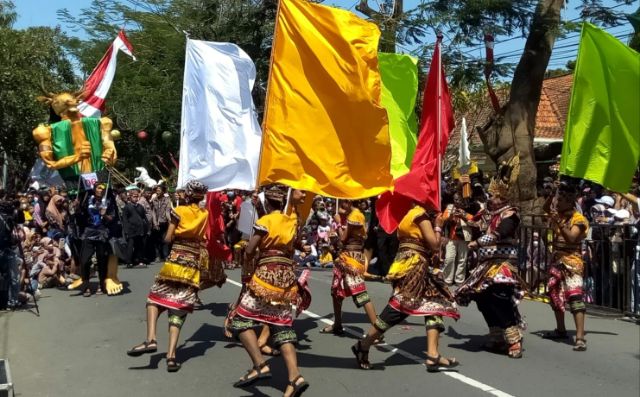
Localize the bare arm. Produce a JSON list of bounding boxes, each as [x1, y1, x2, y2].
[[621, 192, 639, 212], [163, 221, 178, 244], [244, 233, 264, 261], [418, 218, 440, 251], [543, 194, 555, 214], [553, 221, 586, 244]]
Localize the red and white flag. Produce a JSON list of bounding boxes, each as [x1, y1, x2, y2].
[[78, 30, 136, 117]]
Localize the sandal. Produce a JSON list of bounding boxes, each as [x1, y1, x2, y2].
[[166, 357, 181, 372], [233, 362, 272, 388], [260, 344, 281, 357], [425, 354, 460, 373], [507, 342, 523, 359], [542, 329, 568, 340], [573, 338, 587, 351], [320, 325, 345, 336], [351, 341, 371, 370], [126, 340, 158, 356], [284, 374, 309, 397]]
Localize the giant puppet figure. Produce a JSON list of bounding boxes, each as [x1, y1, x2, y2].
[[33, 88, 117, 177], [32, 87, 123, 296]]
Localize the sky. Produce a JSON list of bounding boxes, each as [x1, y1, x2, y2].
[[12, 0, 639, 71]]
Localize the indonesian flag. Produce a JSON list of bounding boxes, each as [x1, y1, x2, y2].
[[78, 30, 136, 117]]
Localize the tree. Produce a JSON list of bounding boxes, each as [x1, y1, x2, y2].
[[415, 0, 633, 207], [0, 0, 77, 189]]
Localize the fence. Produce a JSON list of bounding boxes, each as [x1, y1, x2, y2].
[[519, 215, 640, 318]]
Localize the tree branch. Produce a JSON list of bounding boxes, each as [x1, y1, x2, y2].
[[356, 0, 382, 19]]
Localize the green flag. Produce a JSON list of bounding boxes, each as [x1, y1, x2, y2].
[[560, 23, 640, 192], [379, 53, 418, 179]]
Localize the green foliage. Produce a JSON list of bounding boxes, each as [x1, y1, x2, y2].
[[0, 0, 77, 188], [414, 0, 633, 88]]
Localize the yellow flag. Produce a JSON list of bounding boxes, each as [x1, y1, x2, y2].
[[259, 0, 392, 199]]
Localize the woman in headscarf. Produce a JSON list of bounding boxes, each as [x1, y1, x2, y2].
[[33, 191, 51, 234], [45, 195, 67, 240], [229, 185, 310, 397], [126, 180, 210, 372]]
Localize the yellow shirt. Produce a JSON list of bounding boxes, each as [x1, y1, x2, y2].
[[319, 251, 333, 264], [24, 210, 33, 222], [172, 204, 208, 240], [254, 211, 297, 252], [397, 206, 429, 240], [553, 211, 589, 254]]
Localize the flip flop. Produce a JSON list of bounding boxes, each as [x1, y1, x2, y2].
[[233, 362, 271, 388]]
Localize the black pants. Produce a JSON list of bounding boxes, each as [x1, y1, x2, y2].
[[152, 222, 170, 260], [80, 239, 110, 287], [475, 286, 520, 329], [376, 229, 399, 277], [128, 235, 147, 265]]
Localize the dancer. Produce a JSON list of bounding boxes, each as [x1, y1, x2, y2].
[[229, 186, 309, 397], [456, 156, 526, 358], [352, 202, 460, 372], [126, 181, 212, 372], [321, 200, 377, 335], [542, 181, 589, 351]]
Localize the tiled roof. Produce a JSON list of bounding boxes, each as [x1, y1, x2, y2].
[[447, 73, 573, 152], [535, 74, 573, 139]]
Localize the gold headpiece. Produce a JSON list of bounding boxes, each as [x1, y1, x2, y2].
[[264, 184, 288, 203], [487, 154, 520, 200]]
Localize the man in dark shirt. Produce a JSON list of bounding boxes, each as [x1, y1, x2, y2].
[[77, 183, 117, 296], [123, 189, 149, 268]]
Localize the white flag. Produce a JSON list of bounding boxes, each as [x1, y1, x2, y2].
[[177, 40, 262, 191], [458, 117, 471, 170]]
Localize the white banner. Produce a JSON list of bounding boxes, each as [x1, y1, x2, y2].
[[81, 172, 99, 190], [177, 39, 262, 191]]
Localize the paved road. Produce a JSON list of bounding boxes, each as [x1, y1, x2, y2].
[[2, 264, 639, 397]]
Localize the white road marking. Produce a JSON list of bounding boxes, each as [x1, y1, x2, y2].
[[226, 278, 516, 397]]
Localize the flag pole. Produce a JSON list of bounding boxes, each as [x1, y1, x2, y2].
[[436, 33, 443, 211], [255, 0, 283, 190]]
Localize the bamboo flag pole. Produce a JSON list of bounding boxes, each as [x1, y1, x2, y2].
[[436, 33, 443, 211], [254, 0, 283, 190]]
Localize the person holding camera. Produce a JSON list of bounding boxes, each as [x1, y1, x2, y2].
[[0, 193, 25, 310]]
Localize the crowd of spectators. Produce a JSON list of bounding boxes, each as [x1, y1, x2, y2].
[[1, 169, 639, 315]]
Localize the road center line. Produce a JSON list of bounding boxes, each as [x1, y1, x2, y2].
[[225, 278, 516, 397]]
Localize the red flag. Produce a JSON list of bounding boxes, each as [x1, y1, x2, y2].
[[484, 34, 501, 112], [206, 191, 232, 261], [376, 37, 454, 233]]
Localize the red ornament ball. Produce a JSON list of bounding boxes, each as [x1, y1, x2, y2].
[[137, 130, 148, 140]]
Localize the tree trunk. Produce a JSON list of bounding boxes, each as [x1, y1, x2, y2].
[[478, 0, 564, 206], [356, 0, 403, 53]]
